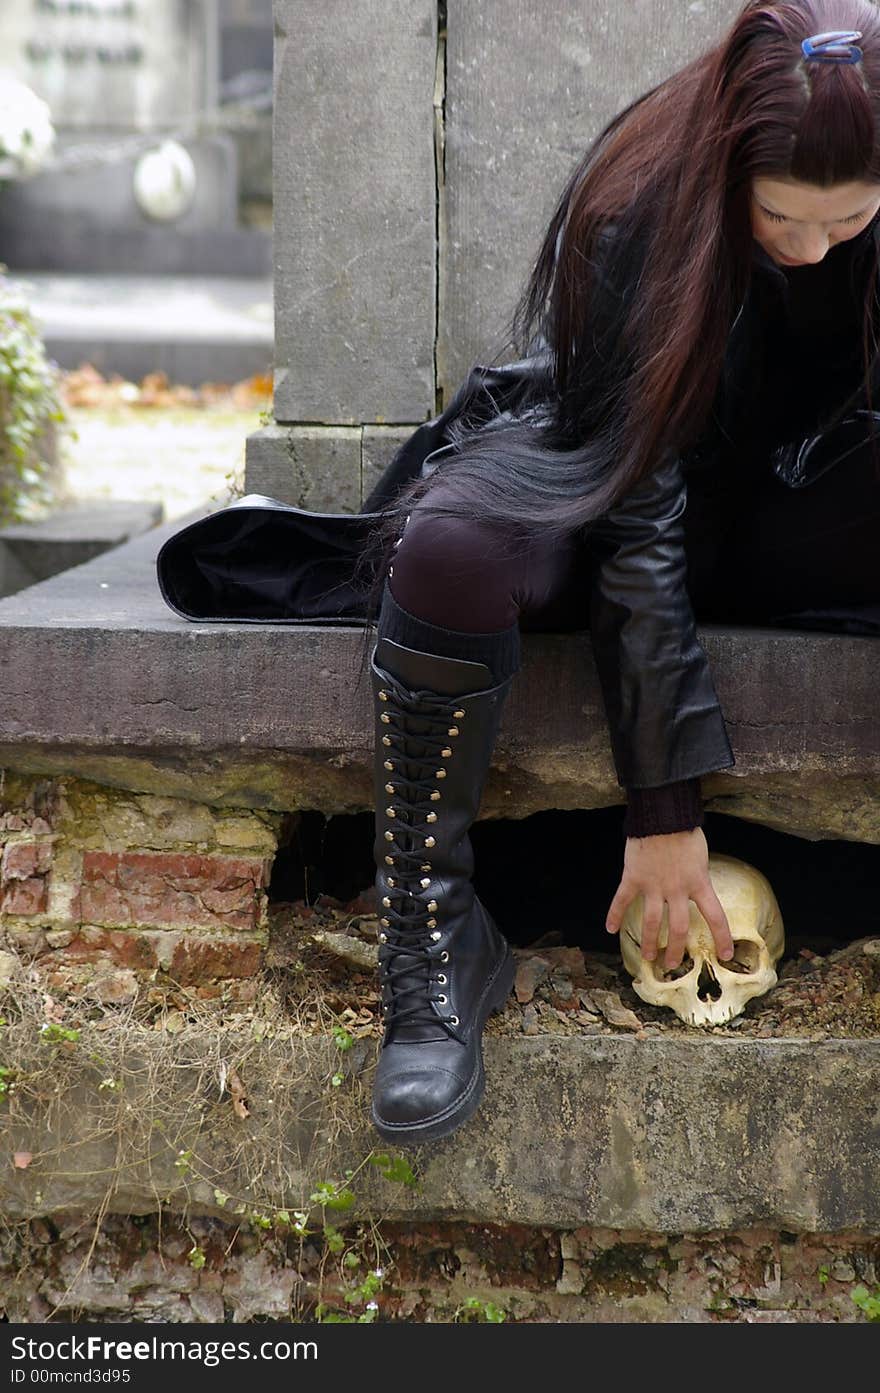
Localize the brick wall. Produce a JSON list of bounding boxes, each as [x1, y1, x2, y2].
[[0, 771, 281, 1003]]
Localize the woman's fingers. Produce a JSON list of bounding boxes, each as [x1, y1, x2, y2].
[[662, 893, 692, 971], [605, 881, 635, 935], [639, 893, 665, 962], [694, 880, 734, 961]]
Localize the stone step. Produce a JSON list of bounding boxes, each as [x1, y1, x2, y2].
[[0, 497, 164, 599], [1, 1027, 878, 1232], [3, 272, 274, 387], [0, 503, 876, 841]]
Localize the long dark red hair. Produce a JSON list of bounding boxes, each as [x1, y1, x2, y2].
[[360, 0, 880, 619]]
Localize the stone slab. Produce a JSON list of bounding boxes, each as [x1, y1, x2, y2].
[[272, 0, 436, 423], [1, 1031, 878, 1231], [7, 272, 273, 385], [244, 425, 361, 511], [438, 0, 743, 397], [0, 510, 877, 836], [0, 498, 163, 597], [361, 425, 418, 503]]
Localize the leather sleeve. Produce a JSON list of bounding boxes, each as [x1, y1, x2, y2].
[[587, 450, 736, 789]]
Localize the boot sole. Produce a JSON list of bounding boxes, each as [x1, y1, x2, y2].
[[370, 944, 516, 1146]]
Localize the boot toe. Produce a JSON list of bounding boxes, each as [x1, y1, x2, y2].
[[372, 1064, 473, 1131]]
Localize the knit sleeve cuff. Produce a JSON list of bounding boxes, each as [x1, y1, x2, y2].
[[623, 777, 704, 839]]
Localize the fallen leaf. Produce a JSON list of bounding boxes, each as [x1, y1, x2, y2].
[[590, 989, 643, 1032], [13, 1152, 32, 1169], [227, 1066, 250, 1120]]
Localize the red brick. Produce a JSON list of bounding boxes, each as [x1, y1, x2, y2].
[[2, 839, 52, 881], [1, 877, 48, 915], [49, 929, 161, 972], [169, 937, 263, 984], [79, 851, 269, 931]]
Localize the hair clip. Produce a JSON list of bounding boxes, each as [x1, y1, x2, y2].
[[801, 30, 864, 64]]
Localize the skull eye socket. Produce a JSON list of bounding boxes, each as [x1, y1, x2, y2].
[[725, 940, 762, 974], [654, 953, 694, 982]]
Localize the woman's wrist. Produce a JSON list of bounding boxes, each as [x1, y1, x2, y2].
[[623, 777, 704, 839]]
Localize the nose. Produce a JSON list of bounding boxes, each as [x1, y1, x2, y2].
[[790, 231, 830, 263]]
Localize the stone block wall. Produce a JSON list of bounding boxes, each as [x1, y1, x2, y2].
[[252, 0, 745, 508], [0, 771, 281, 1004]]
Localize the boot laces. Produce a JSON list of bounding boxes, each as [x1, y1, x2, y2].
[[377, 676, 466, 1040]]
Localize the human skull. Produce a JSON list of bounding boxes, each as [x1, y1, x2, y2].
[[619, 853, 785, 1026]]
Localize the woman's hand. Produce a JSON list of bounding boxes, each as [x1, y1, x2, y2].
[[605, 827, 734, 970]]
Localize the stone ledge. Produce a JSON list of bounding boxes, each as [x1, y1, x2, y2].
[[2, 1031, 878, 1232], [0, 508, 877, 837]]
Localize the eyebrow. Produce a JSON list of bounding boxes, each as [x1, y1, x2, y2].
[[757, 198, 876, 222]]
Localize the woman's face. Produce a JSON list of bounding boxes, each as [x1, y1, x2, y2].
[[750, 176, 880, 266]]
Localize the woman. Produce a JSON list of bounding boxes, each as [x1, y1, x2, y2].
[[361, 0, 880, 1145]]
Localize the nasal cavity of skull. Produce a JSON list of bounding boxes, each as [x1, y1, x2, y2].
[[697, 960, 723, 1003]]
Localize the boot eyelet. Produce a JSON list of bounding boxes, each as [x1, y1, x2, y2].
[[427, 899, 438, 912], [384, 831, 394, 842], [440, 951, 449, 962], [381, 713, 391, 724], [382, 896, 391, 908], [431, 931, 441, 942], [380, 917, 390, 928], [450, 1015, 459, 1026], [386, 876, 396, 887], [378, 690, 389, 701], [382, 735, 392, 746], [453, 709, 465, 719], [435, 768, 447, 778], [384, 760, 394, 771], [379, 932, 387, 943], [385, 855, 395, 865], [420, 877, 431, 889], [430, 791, 441, 801], [437, 995, 447, 1005], [386, 806, 397, 817], [441, 747, 452, 758], [427, 917, 437, 929], [426, 812, 437, 823], [436, 974, 447, 985], [385, 782, 395, 794], [421, 862, 432, 872], [424, 836, 436, 848], [447, 725, 459, 737]]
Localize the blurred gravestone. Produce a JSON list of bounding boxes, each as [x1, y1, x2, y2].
[[2, 0, 212, 131], [0, 0, 270, 276]]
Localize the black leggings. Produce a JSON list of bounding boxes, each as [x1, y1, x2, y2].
[[387, 441, 880, 637]]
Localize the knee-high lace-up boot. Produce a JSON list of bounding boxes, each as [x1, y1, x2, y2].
[[370, 636, 515, 1144]]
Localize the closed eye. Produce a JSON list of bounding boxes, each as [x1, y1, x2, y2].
[[759, 203, 868, 225]]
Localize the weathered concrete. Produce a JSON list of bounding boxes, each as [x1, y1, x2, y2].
[[438, 0, 743, 396], [272, 0, 437, 422], [0, 510, 877, 837], [244, 423, 419, 508], [361, 425, 418, 502], [1, 1030, 878, 1232], [245, 425, 361, 510]]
